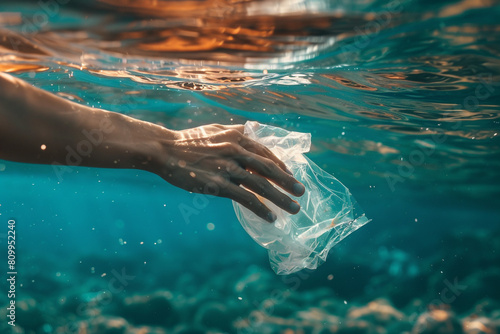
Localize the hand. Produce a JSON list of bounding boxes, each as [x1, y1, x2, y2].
[[151, 124, 305, 222]]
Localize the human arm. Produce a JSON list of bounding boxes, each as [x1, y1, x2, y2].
[[0, 72, 304, 222]]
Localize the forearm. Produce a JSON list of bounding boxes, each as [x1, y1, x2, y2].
[[0, 73, 174, 171]]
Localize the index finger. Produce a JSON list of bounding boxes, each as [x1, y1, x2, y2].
[[219, 124, 292, 175], [240, 138, 291, 176], [237, 151, 306, 197]]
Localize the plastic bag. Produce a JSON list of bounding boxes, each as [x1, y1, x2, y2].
[[233, 121, 370, 275]]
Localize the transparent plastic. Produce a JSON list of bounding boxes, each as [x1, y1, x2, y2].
[[233, 121, 370, 275]]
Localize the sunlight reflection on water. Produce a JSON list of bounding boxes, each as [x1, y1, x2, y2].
[[1, 0, 499, 197]]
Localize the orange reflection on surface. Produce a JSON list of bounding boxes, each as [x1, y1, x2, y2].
[[281, 92, 297, 100], [0, 62, 48, 73], [438, 0, 497, 18], [98, 0, 247, 18], [1, 4, 375, 68], [203, 92, 228, 100], [378, 72, 407, 80], [139, 36, 225, 52], [356, 109, 405, 121], [88, 68, 243, 91], [134, 68, 256, 84], [267, 91, 285, 98], [322, 74, 377, 91]]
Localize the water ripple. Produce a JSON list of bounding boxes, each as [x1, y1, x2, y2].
[[1, 0, 500, 194]]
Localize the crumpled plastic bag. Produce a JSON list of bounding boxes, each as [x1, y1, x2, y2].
[[233, 121, 370, 275]]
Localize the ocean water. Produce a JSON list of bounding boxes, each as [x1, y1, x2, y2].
[[0, 0, 499, 333]]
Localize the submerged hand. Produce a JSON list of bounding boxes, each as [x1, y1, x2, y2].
[[0, 73, 304, 222], [150, 124, 305, 222]]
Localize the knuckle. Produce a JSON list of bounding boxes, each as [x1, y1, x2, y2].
[[226, 161, 242, 174], [261, 159, 276, 175], [216, 171, 232, 184], [212, 174, 227, 185], [221, 142, 240, 155], [218, 161, 245, 182], [242, 155, 256, 165], [227, 129, 243, 139], [260, 145, 273, 156]]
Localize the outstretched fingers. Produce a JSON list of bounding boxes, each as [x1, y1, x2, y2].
[[215, 158, 302, 215], [236, 152, 305, 197], [237, 172, 301, 214], [212, 126, 292, 177], [219, 181, 277, 223], [239, 137, 291, 175]]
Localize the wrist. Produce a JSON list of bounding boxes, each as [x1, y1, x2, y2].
[[132, 124, 178, 174], [89, 110, 177, 172]]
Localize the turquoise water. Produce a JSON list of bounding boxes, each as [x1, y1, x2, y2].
[[1, 0, 500, 333]]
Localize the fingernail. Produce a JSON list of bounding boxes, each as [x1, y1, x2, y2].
[[293, 183, 305, 196], [289, 201, 300, 213], [267, 212, 277, 223]]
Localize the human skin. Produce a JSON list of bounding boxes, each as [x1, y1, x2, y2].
[[0, 72, 304, 222]]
